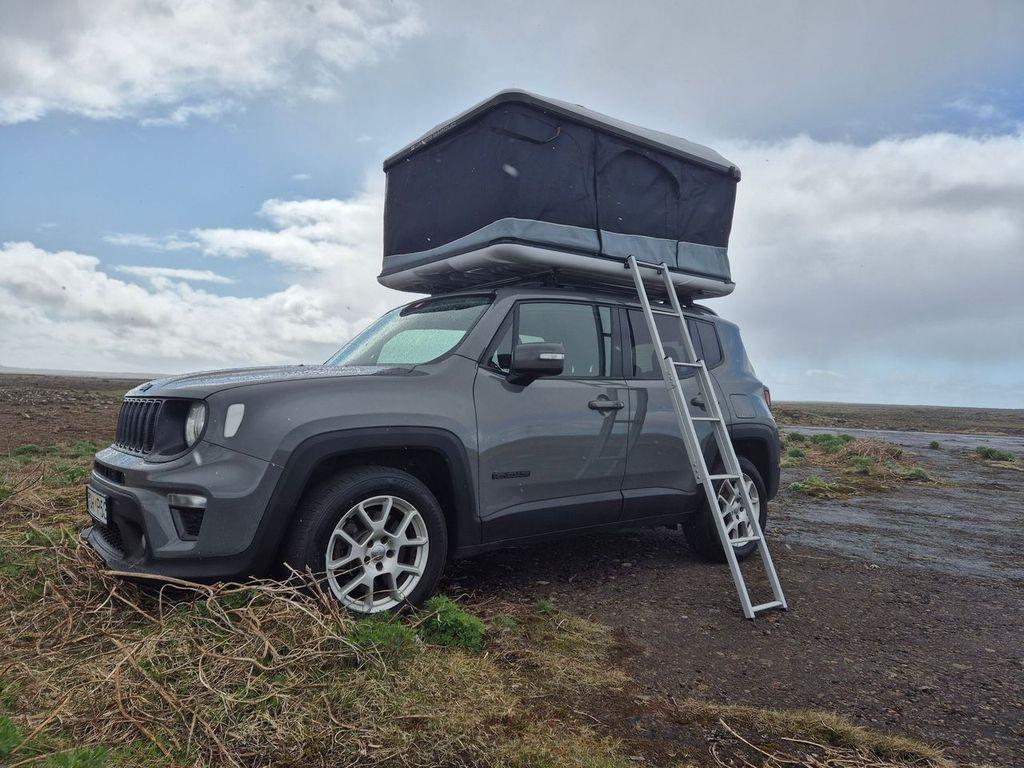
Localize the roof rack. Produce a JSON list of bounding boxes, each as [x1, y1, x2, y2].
[[434, 268, 718, 316]]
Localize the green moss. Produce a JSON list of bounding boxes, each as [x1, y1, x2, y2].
[[0, 715, 20, 757], [41, 746, 110, 768], [809, 433, 854, 454], [975, 446, 1015, 462], [847, 455, 875, 474], [0, 678, 17, 711], [348, 617, 416, 655], [46, 463, 90, 488], [786, 432, 806, 443], [928, 440, 940, 450], [12, 444, 46, 457], [787, 476, 837, 497], [419, 596, 485, 651], [71, 441, 100, 458], [490, 615, 519, 630], [897, 467, 932, 482], [533, 598, 555, 615]]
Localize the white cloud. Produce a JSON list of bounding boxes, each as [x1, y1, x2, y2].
[[104, 233, 197, 251], [138, 98, 238, 128], [717, 131, 1024, 405], [0, 0, 423, 125], [115, 265, 235, 285], [291, 173, 312, 181], [0, 176, 407, 372], [193, 178, 385, 271]]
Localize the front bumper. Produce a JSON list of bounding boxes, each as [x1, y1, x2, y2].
[[83, 441, 284, 580]]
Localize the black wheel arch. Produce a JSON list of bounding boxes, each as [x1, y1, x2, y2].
[[262, 427, 478, 565], [727, 422, 781, 500]]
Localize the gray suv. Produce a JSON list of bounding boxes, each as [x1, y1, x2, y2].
[[84, 284, 780, 613]]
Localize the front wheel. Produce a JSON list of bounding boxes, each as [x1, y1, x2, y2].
[[280, 466, 448, 614], [683, 456, 768, 562]]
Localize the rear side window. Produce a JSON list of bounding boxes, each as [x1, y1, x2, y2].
[[627, 310, 703, 379], [694, 319, 723, 368]]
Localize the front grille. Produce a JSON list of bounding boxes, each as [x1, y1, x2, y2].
[[95, 520, 124, 554], [94, 462, 125, 485], [114, 398, 162, 454]]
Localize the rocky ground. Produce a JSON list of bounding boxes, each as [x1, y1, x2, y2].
[[3, 374, 1022, 766]]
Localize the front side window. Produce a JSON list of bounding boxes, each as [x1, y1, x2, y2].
[[488, 302, 610, 378], [327, 295, 491, 367]]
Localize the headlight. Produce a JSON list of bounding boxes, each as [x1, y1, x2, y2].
[[184, 402, 207, 447]]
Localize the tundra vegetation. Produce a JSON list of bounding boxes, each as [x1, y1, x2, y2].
[[783, 433, 935, 498], [0, 442, 956, 767]]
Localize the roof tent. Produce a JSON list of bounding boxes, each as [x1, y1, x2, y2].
[[379, 90, 740, 298]]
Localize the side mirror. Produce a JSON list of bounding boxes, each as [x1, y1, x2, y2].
[[508, 342, 565, 385]]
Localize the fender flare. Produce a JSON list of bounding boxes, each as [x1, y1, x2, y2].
[[727, 422, 781, 499], [259, 426, 479, 560]]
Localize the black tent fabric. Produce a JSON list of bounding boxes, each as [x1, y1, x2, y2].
[[380, 90, 740, 297]]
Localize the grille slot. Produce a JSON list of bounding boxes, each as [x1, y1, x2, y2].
[[114, 398, 162, 454], [95, 520, 124, 554], [94, 462, 125, 485]]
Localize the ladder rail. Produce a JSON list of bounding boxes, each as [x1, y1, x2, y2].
[[625, 254, 787, 619]]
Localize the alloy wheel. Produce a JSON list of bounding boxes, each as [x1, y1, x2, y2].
[[717, 473, 760, 547], [324, 495, 429, 613]]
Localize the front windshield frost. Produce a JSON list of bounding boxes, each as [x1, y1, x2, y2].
[[326, 296, 491, 367]]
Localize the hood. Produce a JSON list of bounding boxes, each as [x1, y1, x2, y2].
[[128, 364, 409, 399]]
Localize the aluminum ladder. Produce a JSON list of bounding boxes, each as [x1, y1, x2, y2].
[[626, 255, 788, 619]]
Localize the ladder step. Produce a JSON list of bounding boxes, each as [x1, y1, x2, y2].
[[672, 361, 702, 368], [651, 308, 680, 317], [691, 416, 720, 422], [750, 600, 785, 614], [706, 473, 740, 481], [729, 535, 761, 546]]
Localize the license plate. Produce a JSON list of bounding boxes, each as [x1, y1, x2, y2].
[[86, 487, 109, 526]]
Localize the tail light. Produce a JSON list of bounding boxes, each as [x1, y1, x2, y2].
[[763, 387, 772, 408]]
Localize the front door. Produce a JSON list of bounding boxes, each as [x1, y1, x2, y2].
[[474, 300, 629, 542]]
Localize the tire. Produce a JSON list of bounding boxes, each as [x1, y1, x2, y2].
[[280, 466, 448, 614], [683, 456, 768, 563]]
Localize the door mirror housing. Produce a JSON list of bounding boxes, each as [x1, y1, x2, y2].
[[508, 342, 565, 385]]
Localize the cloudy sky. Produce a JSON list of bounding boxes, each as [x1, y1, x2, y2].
[[1, 0, 1022, 407]]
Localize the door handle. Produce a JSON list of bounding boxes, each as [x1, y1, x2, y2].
[[589, 398, 624, 411], [690, 396, 706, 408]]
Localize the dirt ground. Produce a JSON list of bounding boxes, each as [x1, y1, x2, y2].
[[3, 374, 1022, 766], [773, 401, 1024, 437], [0, 374, 140, 453]]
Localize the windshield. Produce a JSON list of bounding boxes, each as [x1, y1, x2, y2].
[[326, 295, 492, 367]]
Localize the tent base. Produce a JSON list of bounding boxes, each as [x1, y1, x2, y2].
[[377, 243, 735, 299]]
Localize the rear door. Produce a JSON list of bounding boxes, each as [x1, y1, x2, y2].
[[474, 300, 630, 541], [620, 309, 717, 519]]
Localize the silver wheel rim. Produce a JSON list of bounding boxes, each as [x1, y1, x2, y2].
[[718, 473, 759, 547], [324, 495, 429, 613]]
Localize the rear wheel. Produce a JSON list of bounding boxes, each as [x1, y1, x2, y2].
[[281, 466, 447, 613], [683, 456, 767, 562]]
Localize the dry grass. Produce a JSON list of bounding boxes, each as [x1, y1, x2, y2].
[[782, 433, 937, 498], [674, 699, 951, 766], [0, 446, 962, 767]]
